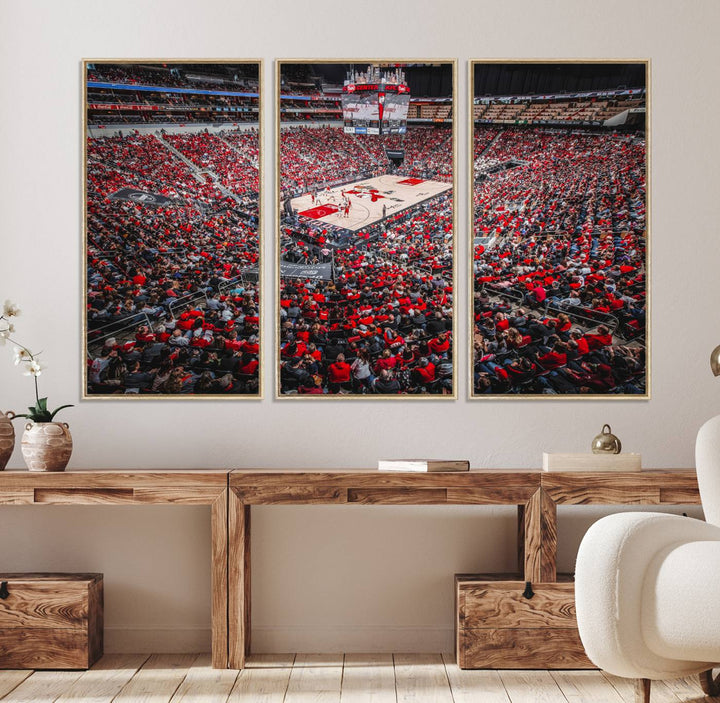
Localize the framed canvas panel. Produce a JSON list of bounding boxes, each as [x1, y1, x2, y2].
[[83, 60, 262, 398], [469, 61, 649, 399], [277, 60, 456, 398]]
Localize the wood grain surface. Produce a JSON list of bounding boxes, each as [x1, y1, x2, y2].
[[0, 629, 92, 670], [166, 653, 238, 702], [0, 471, 227, 490], [341, 653, 396, 703], [211, 491, 228, 670], [541, 471, 699, 505], [0, 672, 32, 699], [521, 488, 557, 582], [228, 495, 251, 670], [499, 670, 575, 703], [441, 653, 511, 703], [112, 653, 199, 703], [4, 652, 711, 702], [284, 653, 343, 703], [228, 654, 294, 703], [0, 574, 103, 670], [550, 669, 627, 702], [1, 468, 700, 673], [54, 653, 149, 702], [0, 669, 84, 702], [459, 628, 593, 669], [0, 472, 227, 669], [0, 580, 89, 629], [458, 581, 576, 629], [347, 488, 448, 504]]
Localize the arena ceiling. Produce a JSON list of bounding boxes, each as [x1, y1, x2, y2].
[[473, 62, 646, 97], [282, 62, 454, 98]]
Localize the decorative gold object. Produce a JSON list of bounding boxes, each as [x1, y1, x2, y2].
[[0, 411, 15, 470], [21, 421, 73, 472], [711, 345, 720, 377], [591, 424, 622, 455]]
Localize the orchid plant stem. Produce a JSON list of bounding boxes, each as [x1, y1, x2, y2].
[[1, 309, 60, 419], [5, 334, 40, 402]]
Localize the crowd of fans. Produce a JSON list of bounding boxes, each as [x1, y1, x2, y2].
[[473, 127, 645, 237], [280, 125, 452, 195], [280, 190, 453, 395], [87, 64, 259, 127], [472, 125, 646, 395], [279, 124, 454, 394], [88, 65, 259, 91], [86, 129, 260, 395], [88, 111, 258, 126], [88, 88, 259, 126]]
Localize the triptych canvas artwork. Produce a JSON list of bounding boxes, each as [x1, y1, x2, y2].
[[83, 60, 647, 400]]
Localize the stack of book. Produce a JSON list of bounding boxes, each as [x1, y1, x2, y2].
[[377, 460, 470, 472]]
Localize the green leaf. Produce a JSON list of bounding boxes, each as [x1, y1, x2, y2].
[[28, 406, 37, 415], [37, 397, 48, 412], [49, 405, 74, 421]]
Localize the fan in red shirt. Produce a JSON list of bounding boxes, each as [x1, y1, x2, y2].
[[327, 353, 352, 393], [584, 325, 613, 351]]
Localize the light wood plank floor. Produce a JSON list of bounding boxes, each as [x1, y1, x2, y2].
[[0, 654, 712, 703]]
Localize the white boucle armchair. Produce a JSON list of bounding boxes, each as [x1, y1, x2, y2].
[[575, 415, 720, 702]]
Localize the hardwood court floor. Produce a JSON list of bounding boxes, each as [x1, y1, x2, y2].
[[0, 653, 711, 702]]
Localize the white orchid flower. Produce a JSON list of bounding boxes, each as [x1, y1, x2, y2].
[[13, 347, 32, 365], [23, 359, 44, 377], [3, 300, 21, 318], [0, 329, 9, 346]]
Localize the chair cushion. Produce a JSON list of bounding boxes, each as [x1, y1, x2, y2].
[[696, 415, 720, 526], [576, 512, 720, 679], [643, 540, 720, 662]]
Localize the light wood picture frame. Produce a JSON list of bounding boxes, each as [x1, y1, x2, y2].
[[276, 60, 457, 399], [83, 60, 263, 399], [469, 60, 649, 399]]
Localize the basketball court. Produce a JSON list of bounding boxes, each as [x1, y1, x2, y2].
[[291, 174, 452, 232]]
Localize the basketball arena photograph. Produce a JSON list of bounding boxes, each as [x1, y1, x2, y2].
[[278, 61, 455, 397], [471, 62, 647, 398], [84, 61, 261, 397]]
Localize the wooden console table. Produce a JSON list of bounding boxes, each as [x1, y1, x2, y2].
[[227, 469, 700, 669], [0, 468, 702, 670], [0, 470, 229, 669]]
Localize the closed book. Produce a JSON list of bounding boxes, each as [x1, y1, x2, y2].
[[542, 452, 642, 472], [378, 460, 470, 472]]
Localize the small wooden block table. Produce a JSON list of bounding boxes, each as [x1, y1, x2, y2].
[[0, 470, 229, 669], [228, 469, 700, 669], [0, 572, 103, 669]]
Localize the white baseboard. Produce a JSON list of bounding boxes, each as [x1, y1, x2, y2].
[[105, 626, 211, 653], [251, 625, 455, 653], [105, 625, 454, 654]]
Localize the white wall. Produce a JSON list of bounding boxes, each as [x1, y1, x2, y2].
[[1, 0, 719, 653]]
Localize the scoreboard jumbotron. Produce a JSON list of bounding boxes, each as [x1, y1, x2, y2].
[[342, 65, 410, 135]]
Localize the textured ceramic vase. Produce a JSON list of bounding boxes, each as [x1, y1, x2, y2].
[[21, 421, 73, 472], [0, 411, 15, 470]]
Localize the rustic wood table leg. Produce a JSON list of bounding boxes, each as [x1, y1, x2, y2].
[[210, 489, 228, 669], [519, 488, 557, 582], [228, 489, 251, 669]]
